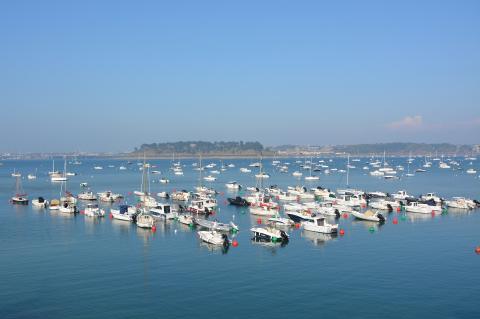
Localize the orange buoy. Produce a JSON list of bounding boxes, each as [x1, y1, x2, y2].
[[152, 225, 157, 232], [232, 240, 239, 247], [339, 229, 345, 236], [393, 218, 398, 224], [295, 223, 300, 229]]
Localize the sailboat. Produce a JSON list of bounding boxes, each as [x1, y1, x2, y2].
[[27, 168, 37, 180], [11, 175, 28, 204], [51, 158, 68, 182], [405, 152, 415, 177], [305, 155, 319, 181], [254, 157, 270, 179], [11, 169, 21, 178]]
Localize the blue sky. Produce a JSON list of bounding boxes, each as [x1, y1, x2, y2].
[[1, 0, 479, 152]]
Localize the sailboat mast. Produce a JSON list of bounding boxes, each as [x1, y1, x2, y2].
[[346, 154, 350, 186]]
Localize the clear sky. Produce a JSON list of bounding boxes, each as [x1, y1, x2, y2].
[[1, 0, 479, 152]]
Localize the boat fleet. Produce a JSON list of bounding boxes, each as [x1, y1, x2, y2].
[[6, 154, 480, 251]]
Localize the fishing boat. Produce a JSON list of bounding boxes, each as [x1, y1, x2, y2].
[[251, 226, 289, 242], [197, 231, 230, 247], [351, 210, 385, 222], [302, 216, 338, 234]]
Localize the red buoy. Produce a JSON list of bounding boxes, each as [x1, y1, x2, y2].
[[396, 207, 401, 212], [339, 229, 345, 236], [343, 213, 348, 219], [393, 218, 398, 225], [431, 211, 436, 217], [257, 218, 262, 224], [232, 240, 239, 247], [152, 225, 157, 232], [295, 223, 300, 229], [475, 246, 480, 254], [109, 213, 113, 219]]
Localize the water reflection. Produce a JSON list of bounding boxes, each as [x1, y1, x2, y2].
[[199, 241, 230, 255], [302, 230, 336, 247]]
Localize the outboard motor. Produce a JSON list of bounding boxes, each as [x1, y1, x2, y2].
[[222, 234, 230, 248], [38, 197, 45, 203], [377, 213, 385, 223], [386, 204, 393, 213], [474, 199, 480, 207], [131, 214, 137, 224], [334, 209, 340, 219], [280, 230, 289, 242]]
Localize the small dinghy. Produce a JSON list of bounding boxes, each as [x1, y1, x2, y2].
[[198, 230, 230, 247], [251, 226, 289, 242], [193, 218, 238, 232], [227, 196, 250, 206], [351, 210, 385, 223]]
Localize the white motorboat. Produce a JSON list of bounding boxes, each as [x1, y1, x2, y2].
[[59, 201, 77, 214], [193, 218, 238, 232], [240, 168, 252, 173], [157, 191, 169, 198], [171, 191, 190, 201], [159, 178, 170, 184], [351, 210, 385, 222], [110, 205, 138, 222], [100, 191, 123, 202], [78, 191, 97, 201], [267, 216, 295, 227], [368, 199, 400, 211], [178, 214, 193, 225], [136, 212, 155, 228], [225, 181, 242, 190], [405, 202, 440, 214], [32, 197, 49, 208], [49, 199, 60, 210], [445, 197, 475, 210], [84, 203, 105, 217], [302, 216, 338, 234], [251, 226, 289, 242], [255, 173, 270, 179], [249, 206, 278, 216], [466, 168, 477, 174], [420, 193, 442, 204], [203, 175, 216, 182], [150, 203, 179, 220], [292, 171, 303, 177], [198, 231, 230, 247]]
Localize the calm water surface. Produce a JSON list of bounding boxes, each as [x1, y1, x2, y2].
[[1, 157, 479, 318]]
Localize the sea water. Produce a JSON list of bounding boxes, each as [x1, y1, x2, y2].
[[0, 157, 479, 318]]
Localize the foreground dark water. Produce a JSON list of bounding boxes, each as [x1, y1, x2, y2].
[[1, 157, 479, 318]]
